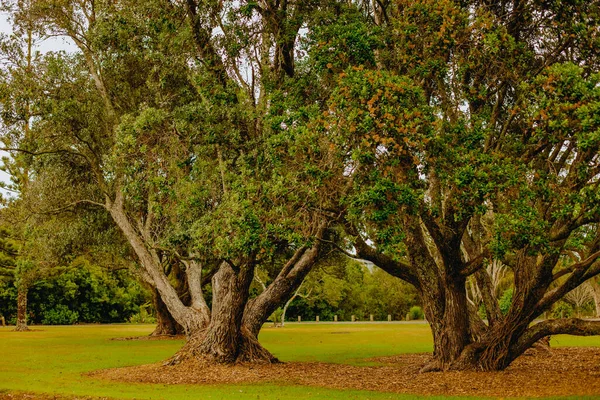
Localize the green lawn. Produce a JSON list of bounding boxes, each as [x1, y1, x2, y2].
[[0, 322, 598, 400]]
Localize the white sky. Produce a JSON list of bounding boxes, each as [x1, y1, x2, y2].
[[0, 13, 77, 198]]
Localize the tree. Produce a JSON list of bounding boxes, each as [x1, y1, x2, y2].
[[565, 282, 594, 318], [1, 0, 347, 363], [0, 0, 46, 332], [0, 226, 17, 326], [331, 0, 600, 371]]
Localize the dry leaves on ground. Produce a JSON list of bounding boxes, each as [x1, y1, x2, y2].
[[90, 347, 600, 398]]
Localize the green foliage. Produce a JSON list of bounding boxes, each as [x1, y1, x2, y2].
[[0, 227, 17, 279], [305, 7, 382, 73], [286, 260, 419, 321], [0, 257, 149, 324], [553, 301, 574, 319], [498, 288, 513, 315], [268, 308, 284, 325], [129, 303, 157, 324], [408, 306, 424, 320], [41, 304, 79, 325]]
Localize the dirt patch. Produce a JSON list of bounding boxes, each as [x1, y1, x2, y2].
[[89, 347, 600, 398]]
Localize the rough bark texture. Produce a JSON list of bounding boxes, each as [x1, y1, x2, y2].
[[169, 262, 277, 365], [243, 244, 321, 337], [14, 285, 29, 332], [108, 200, 209, 334], [150, 288, 184, 336], [419, 273, 472, 372]]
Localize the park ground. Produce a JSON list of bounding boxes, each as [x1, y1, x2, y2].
[[1, 323, 600, 400]]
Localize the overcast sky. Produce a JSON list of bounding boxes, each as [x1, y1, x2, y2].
[[0, 13, 77, 198]]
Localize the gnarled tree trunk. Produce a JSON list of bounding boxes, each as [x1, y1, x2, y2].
[[170, 262, 277, 364], [243, 242, 322, 337], [419, 273, 473, 371], [150, 288, 184, 336]]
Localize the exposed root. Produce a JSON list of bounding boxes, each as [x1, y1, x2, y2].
[[418, 360, 441, 373], [530, 335, 552, 354], [13, 326, 30, 332], [236, 327, 279, 364], [164, 327, 277, 366]]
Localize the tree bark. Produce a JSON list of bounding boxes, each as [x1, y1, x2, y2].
[[150, 288, 184, 336], [14, 285, 29, 332], [420, 274, 472, 371], [108, 199, 209, 334], [170, 262, 277, 365], [243, 244, 321, 337]]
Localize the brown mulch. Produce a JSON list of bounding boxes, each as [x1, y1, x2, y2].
[[88, 347, 600, 398], [109, 334, 185, 341], [0, 394, 110, 400]]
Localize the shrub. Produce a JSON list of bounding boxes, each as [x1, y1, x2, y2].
[[409, 306, 424, 320], [553, 301, 574, 319], [129, 303, 156, 324], [42, 305, 79, 325], [269, 307, 284, 326]]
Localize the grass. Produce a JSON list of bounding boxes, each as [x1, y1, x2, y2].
[[0, 322, 598, 400]]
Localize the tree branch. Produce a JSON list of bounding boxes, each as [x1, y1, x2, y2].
[[512, 318, 600, 358]]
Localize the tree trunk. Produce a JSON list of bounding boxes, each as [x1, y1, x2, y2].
[[14, 285, 29, 332], [108, 201, 209, 334], [243, 243, 321, 337], [150, 288, 184, 336], [420, 274, 472, 371], [170, 262, 277, 365]]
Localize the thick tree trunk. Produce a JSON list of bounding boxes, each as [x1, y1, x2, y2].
[[243, 244, 321, 337], [421, 274, 472, 371], [170, 262, 277, 365], [108, 200, 209, 334], [14, 285, 29, 332], [150, 288, 184, 336]]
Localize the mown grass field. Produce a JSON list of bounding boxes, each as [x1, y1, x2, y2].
[[0, 322, 598, 400]]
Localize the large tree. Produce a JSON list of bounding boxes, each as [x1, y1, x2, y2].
[[0, 0, 352, 363], [331, 0, 600, 371]]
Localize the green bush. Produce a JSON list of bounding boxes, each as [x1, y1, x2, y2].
[[129, 303, 156, 324], [269, 307, 284, 325], [409, 306, 424, 320], [477, 304, 487, 320], [553, 301, 574, 319], [42, 305, 79, 325], [499, 288, 513, 315]]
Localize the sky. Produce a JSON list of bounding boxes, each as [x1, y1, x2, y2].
[[0, 13, 77, 199]]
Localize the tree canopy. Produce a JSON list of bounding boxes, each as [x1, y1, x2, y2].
[[0, 0, 599, 371]]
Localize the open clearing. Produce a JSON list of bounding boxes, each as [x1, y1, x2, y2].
[[2, 323, 600, 399]]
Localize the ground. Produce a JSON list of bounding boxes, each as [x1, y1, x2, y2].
[[1, 322, 599, 399]]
